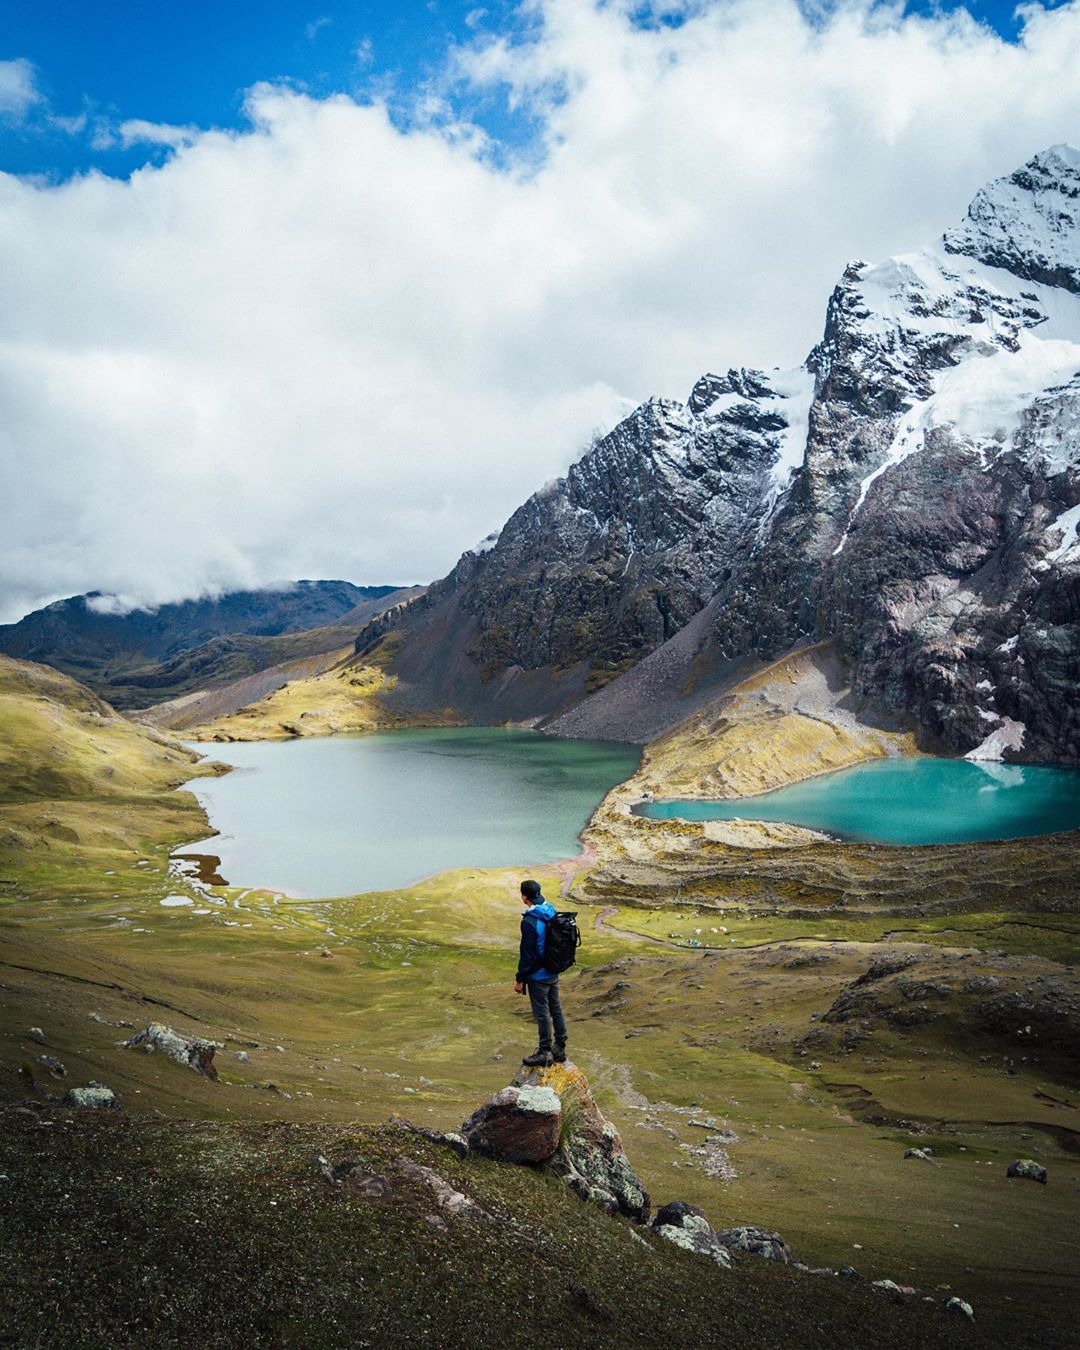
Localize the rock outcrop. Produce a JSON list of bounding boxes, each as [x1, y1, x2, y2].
[[651, 1201, 733, 1268], [513, 1061, 651, 1221], [124, 1023, 221, 1079], [459, 1061, 650, 1221], [460, 1083, 562, 1164]]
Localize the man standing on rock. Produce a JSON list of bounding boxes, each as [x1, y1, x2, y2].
[[514, 879, 568, 1067]]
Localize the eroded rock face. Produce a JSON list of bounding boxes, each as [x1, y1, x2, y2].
[[512, 1061, 651, 1221], [124, 1023, 221, 1079], [460, 1084, 562, 1164]]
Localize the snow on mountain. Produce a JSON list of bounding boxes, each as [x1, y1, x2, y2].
[[364, 145, 1080, 762], [944, 143, 1080, 294]]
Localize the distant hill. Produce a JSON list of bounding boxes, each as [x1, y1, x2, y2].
[[0, 581, 418, 709]]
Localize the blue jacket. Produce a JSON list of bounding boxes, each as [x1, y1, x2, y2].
[[517, 900, 557, 983]]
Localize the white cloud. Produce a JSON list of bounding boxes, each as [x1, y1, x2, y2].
[[3, 0, 1080, 621], [118, 119, 201, 149], [0, 58, 42, 121]]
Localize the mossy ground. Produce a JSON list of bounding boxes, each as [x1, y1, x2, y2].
[[5, 1111, 1054, 1350], [2, 654, 1079, 1346]]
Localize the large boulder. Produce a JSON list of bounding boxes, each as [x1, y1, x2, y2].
[[461, 1084, 562, 1164], [512, 1061, 651, 1221], [124, 1023, 221, 1079]]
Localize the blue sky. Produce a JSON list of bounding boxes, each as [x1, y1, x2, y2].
[[0, 0, 1061, 179]]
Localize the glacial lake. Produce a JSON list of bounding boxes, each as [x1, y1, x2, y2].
[[181, 728, 640, 897], [636, 758, 1080, 845]]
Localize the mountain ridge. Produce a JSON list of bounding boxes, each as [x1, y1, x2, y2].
[[359, 144, 1080, 765]]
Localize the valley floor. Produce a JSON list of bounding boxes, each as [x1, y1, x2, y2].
[[2, 653, 1078, 1347]]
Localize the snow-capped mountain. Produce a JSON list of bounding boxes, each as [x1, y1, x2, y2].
[[362, 146, 1080, 762]]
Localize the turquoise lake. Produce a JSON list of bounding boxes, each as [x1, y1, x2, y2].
[[182, 728, 640, 897], [636, 758, 1080, 845]]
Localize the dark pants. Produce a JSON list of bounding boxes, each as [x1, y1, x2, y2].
[[527, 978, 567, 1051]]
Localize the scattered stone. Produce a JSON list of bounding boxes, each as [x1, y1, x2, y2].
[[124, 1023, 221, 1079], [396, 1157, 494, 1221], [714, 1226, 793, 1263], [34, 1055, 66, 1078], [88, 1013, 108, 1024], [63, 1083, 117, 1109], [945, 1297, 975, 1320], [392, 1119, 469, 1160], [839, 1266, 860, 1279], [235, 1051, 250, 1063], [809, 1061, 822, 1070], [25, 1027, 46, 1045], [461, 1084, 562, 1164], [346, 1170, 392, 1198], [904, 1148, 940, 1165], [1007, 1159, 1047, 1184], [871, 1279, 916, 1296]]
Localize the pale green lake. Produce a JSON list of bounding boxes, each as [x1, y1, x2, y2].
[[182, 727, 640, 897], [636, 757, 1080, 845]]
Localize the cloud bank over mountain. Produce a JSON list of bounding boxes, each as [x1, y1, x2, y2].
[[3, 0, 1080, 621]]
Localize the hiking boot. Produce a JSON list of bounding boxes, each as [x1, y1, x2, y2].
[[522, 1049, 553, 1067], [552, 1044, 567, 1063]]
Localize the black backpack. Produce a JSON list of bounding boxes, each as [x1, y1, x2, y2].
[[542, 911, 581, 975]]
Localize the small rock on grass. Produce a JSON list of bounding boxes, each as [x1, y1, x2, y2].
[[63, 1083, 118, 1109], [25, 1027, 46, 1046], [34, 1055, 66, 1078], [1007, 1159, 1047, 1184], [945, 1297, 975, 1320]]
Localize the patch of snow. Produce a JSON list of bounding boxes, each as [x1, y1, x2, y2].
[[976, 708, 1000, 723], [1046, 503, 1080, 561], [964, 717, 1026, 762], [975, 680, 993, 692], [471, 530, 501, 555], [997, 635, 1020, 653], [767, 365, 816, 489], [944, 144, 1080, 293], [160, 895, 194, 907]]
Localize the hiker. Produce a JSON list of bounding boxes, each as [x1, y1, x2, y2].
[[515, 878, 569, 1067]]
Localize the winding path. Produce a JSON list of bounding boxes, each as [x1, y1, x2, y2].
[[593, 906, 845, 953]]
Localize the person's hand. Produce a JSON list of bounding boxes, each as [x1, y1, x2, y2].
[[514, 980, 525, 995]]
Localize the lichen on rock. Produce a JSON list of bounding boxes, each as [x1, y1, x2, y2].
[[124, 1023, 222, 1079]]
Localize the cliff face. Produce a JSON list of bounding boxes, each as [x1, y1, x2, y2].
[[369, 146, 1080, 762]]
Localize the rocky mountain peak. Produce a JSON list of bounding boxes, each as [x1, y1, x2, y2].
[[943, 142, 1080, 292]]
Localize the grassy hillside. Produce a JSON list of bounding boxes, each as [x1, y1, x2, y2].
[[183, 637, 458, 741]]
